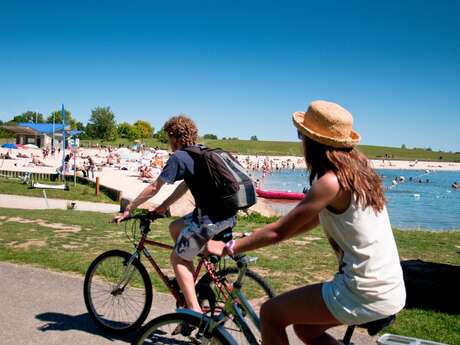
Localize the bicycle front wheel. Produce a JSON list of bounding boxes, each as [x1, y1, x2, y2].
[[132, 312, 235, 345], [83, 249, 153, 333]]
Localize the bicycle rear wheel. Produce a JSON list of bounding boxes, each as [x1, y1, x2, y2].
[[83, 249, 153, 333], [132, 312, 235, 345]]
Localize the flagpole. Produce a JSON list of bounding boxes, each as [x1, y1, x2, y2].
[[61, 105, 66, 181]]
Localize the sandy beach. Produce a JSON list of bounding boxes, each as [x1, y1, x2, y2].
[[1, 147, 459, 218]]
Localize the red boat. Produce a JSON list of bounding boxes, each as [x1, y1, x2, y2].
[[256, 188, 304, 200]]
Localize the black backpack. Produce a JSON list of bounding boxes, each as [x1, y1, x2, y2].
[[183, 145, 256, 212]]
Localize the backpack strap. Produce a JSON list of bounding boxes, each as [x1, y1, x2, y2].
[[183, 144, 207, 155]]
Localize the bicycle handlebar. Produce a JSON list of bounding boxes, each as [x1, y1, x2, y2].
[[122, 212, 165, 223]]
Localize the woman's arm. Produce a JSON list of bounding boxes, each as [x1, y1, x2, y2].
[[207, 172, 340, 255]]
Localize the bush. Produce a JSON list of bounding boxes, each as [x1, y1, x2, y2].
[[203, 133, 218, 140]]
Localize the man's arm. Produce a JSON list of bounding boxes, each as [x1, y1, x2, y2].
[[155, 181, 188, 213], [114, 178, 165, 223]]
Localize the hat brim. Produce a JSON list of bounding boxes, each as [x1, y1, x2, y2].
[[292, 112, 361, 148]]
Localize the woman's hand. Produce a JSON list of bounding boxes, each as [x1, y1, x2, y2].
[[205, 240, 226, 256]]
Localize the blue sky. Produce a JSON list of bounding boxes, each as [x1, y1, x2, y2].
[[1, 1, 459, 151]]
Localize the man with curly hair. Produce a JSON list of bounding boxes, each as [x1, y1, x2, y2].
[[114, 115, 237, 313]]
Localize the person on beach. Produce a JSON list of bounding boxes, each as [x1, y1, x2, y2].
[[113, 115, 238, 314], [86, 155, 96, 179], [206, 100, 406, 345]]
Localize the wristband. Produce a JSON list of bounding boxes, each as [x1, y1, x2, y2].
[[225, 240, 236, 256]]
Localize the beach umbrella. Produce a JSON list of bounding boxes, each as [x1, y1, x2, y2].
[[24, 144, 39, 149], [1, 143, 17, 149]]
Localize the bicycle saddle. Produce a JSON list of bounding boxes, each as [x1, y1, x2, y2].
[[357, 314, 396, 336]]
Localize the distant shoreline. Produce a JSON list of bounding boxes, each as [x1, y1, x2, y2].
[[236, 154, 460, 172]]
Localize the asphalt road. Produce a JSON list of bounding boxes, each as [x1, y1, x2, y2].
[[0, 262, 376, 345]]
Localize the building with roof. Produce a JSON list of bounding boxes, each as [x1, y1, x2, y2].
[[1, 122, 81, 148]]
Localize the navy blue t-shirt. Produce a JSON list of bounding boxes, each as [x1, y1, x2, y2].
[[158, 150, 195, 184]]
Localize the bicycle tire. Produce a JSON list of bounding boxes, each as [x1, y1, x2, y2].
[[219, 267, 276, 300], [197, 267, 275, 345], [196, 267, 276, 310], [132, 312, 236, 345], [83, 249, 153, 334]]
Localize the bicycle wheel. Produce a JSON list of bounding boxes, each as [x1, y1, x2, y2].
[[84, 249, 153, 333], [197, 267, 275, 345], [218, 267, 275, 311], [132, 312, 235, 345]]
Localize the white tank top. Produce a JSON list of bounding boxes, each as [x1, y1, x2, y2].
[[319, 197, 406, 314]]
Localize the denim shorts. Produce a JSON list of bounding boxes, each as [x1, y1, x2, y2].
[[174, 213, 237, 261]]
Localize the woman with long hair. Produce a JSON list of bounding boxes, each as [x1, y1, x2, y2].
[[206, 100, 406, 345]]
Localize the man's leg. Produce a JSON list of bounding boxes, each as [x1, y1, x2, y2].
[[171, 251, 202, 313], [169, 218, 186, 242]]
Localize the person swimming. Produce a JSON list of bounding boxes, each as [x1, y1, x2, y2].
[[452, 181, 459, 189]]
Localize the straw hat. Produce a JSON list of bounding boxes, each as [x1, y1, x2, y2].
[[292, 100, 361, 148]]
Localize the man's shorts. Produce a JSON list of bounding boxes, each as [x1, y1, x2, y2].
[[174, 213, 237, 261]]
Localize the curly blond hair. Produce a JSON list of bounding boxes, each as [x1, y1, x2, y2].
[[163, 115, 198, 147]]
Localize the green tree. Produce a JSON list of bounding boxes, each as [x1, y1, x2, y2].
[[12, 111, 45, 123], [250, 135, 258, 141], [154, 129, 169, 143], [127, 126, 142, 141], [87, 106, 118, 141], [47, 109, 76, 129], [133, 120, 154, 139], [76, 122, 85, 131], [0, 120, 14, 138], [401, 144, 407, 149], [203, 133, 218, 140], [117, 122, 133, 138]]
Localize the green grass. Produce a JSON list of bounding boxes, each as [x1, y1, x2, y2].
[[0, 208, 458, 343], [78, 137, 460, 162], [0, 178, 117, 204]]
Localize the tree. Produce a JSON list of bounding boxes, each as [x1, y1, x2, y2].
[[117, 122, 133, 138], [47, 109, 77, 129], [203, 133, 218, 140], [127, 126, 142, 141], [154, 129, 169, 143], [0, 120, 14, 138], [133, 120, 154, 139], [87, 106, 118, 141], [11, 111, 45, 123], [76, 122, 85, 131], [250, 135, 258, 141]]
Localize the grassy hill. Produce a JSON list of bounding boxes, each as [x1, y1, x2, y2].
[[83, 138, 460, 162], [3, 137, 459, 162]]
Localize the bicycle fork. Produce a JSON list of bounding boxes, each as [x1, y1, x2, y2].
[[112, 251, 140, 293]]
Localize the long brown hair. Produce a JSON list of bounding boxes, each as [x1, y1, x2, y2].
[[302, 135, 386, 212]]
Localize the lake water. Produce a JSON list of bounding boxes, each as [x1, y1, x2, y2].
[[252, 169, 460, 231]]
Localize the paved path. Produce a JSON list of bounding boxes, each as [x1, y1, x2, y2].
[[0, 194, 120, 213], [0, 262, 376, 345]]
